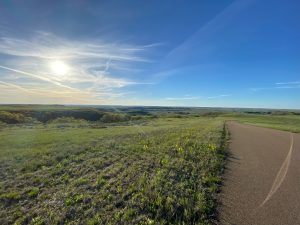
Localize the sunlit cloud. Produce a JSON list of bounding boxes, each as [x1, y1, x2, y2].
[[0, 64, 75, 90], [0, 31, 156, 104], [0, 81, 34, 94], [0, 80, 129, 105], [0, 32, 150, 62]]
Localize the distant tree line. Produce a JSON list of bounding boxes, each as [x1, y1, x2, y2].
[[0, 109, 136, 124]]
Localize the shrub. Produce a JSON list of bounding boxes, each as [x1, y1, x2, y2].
[[32, 110, 104, 122], [100, 113, 131, 123], [0, 111, 27, 124], [49, 117, 87, 124]]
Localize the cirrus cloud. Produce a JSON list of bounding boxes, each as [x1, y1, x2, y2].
[[0, 31, 156, 104]]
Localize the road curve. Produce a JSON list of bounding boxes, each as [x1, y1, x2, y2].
[[218, 122, 300, 225]]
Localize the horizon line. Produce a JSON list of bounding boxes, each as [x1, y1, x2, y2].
[[0, 103, 299, 111]]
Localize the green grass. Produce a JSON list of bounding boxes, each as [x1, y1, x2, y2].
[[1, 104, 299, 224], [221, 113, 300, 133], [0, 117, 227, 225], [2, 105, 298, 224]]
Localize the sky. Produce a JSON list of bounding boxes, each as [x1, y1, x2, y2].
[[0, 0, 299, 109]]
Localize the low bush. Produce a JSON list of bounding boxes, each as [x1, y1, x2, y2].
[[100, 112, 131, 123], [0, 111, 27, 124]]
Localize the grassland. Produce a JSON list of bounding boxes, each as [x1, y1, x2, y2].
[[0, 115, 227, 225], [221, 113, 300, 133], [1, 105, 299, 225]]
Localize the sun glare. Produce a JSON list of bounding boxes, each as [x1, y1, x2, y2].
[[50, 61, 69, 76]]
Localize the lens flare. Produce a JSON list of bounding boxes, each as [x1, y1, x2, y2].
[[50, 61, 69, 75]]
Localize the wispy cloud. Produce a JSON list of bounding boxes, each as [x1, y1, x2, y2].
[[275, 86, 298, 89], [207, 94, 231, 99], [165, 94, 231, 101], [165, 96, 201, 101], [0, 81, 34, 94], [0, 31, 156, 104], [0, 64, 75, 90], [276, 81, 300, 85], [0, 80, 129, 105], [250, 87, 268, 92], [0, 32, 149, 62], [251, 82, 300, 92]]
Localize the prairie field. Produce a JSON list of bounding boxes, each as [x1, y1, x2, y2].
[[0, 108, 228, 225], [221, 113, 300, 133], [0, 105, 299, 225]]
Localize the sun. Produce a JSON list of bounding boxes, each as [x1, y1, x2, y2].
[[50, 61, 69, 76]]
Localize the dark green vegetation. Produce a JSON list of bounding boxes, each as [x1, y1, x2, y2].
[[0, 105, 134, 124], [0, 105, 299, 224]]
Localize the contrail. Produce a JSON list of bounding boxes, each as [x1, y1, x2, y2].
[[0, 64, 75, 90], [260, 133, 294, 207], [0, 80, 35, 93]]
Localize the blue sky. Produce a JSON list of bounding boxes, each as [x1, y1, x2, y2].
[[0, 0, 299, 108]]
